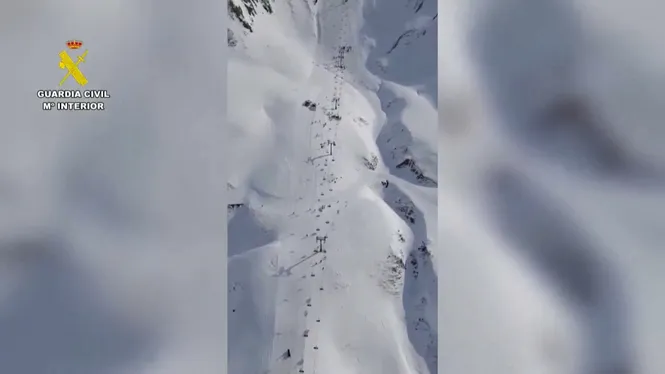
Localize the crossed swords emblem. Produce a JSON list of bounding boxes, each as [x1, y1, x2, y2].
[[58, 49, 88, 87]]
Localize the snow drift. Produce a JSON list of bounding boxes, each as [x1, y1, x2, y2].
[[227, 0, 438, 373]]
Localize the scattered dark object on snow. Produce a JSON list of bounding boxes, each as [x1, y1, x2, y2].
[[303, 329, 309, 337], [313, 346, 319, 350], [302, 100, 317, 111], [381, 180, 389, 188], [281, 349, 291, 359], [316, 319, 320, 322]]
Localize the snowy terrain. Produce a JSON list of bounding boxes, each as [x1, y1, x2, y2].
[[439, 1, 665, 373], [227, 0, 438, 373]]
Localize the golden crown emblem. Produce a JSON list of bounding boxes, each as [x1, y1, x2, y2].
[[66, 40, 83, 49]]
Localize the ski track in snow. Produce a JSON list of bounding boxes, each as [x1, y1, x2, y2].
[[228, 0, 437, 373]]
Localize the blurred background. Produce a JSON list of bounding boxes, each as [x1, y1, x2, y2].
[[439, 0, 665, 373], [0, 0, 227, 373], [3, 0, 665, 373]]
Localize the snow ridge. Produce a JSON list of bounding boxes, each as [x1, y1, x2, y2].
[[227, 0, 437, 373]]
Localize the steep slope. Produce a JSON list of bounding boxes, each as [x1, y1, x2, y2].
[[227, 0, 437, 373]]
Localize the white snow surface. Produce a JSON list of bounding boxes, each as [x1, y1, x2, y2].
[[439, 1, 665, 374], [227, 0, 438, 373]]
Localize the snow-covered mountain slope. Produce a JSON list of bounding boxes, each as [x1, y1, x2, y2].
[[227, 0, 437, 373], [439, 1, 665, 373]]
